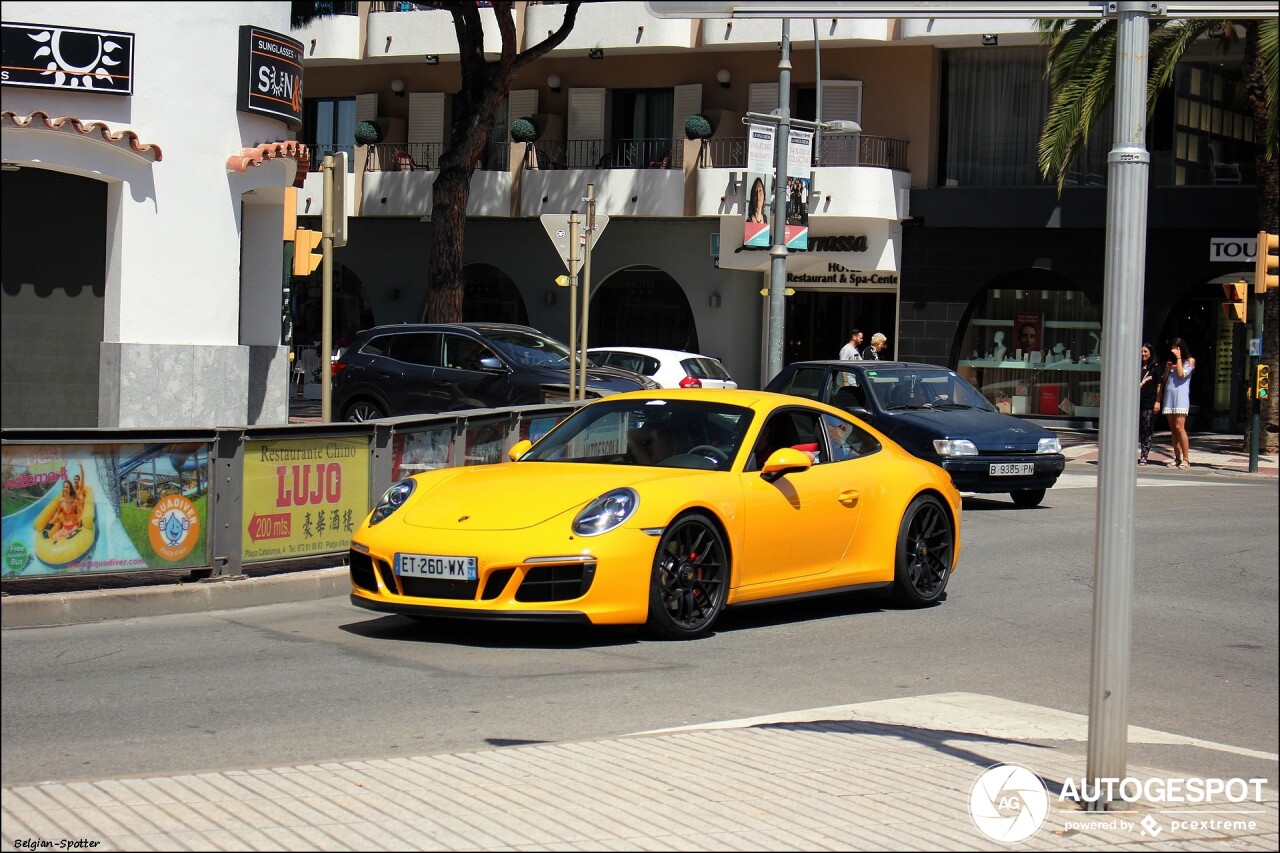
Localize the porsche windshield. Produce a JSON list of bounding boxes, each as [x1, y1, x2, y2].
[[522, 399, 754, 469]]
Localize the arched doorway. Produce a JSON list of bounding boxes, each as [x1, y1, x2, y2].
[[462, 264, 528, 324], [1, 167, 106, 427], [589, 266, 698, 351], [290, 264, 376, 354]]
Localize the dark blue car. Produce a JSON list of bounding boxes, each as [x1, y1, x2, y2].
[[766, 360, 1065, 507]]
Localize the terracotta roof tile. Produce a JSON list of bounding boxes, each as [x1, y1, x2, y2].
[[1, 109, 162, 161], [226, 140, 310, 188]]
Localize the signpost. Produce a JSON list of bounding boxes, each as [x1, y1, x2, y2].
[[541, 200, 609, 399]]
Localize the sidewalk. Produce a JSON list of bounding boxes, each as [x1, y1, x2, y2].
[[2, 693, 1276, 851]]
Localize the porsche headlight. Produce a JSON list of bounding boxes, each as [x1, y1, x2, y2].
[[1038, 436, 1062, 454], [933, 439, 978, 456], [572, 488, 639, 537], [370, 479, 415, 525]]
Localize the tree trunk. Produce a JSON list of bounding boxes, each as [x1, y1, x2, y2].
[[423, 162, 470, 323]]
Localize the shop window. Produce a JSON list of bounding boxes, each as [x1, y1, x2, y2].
[[956, 284, 1102, 418]]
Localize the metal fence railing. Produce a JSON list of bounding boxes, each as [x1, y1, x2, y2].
[[531, 139, 675, 170], [701, 135, 909, 170]]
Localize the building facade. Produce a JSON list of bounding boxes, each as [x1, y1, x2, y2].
[[2, 3, 1263, 430], [2, 2, 306, 428]]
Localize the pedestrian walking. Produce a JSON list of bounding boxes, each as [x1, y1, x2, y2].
[[840, 329, 864, 361], [1138, 342, 1160, 465], [863, 332, 887, 360], [1161, 338, 1195, 468]]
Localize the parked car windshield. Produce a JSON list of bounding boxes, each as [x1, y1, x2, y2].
[[521, 399, 754, 470], [862, 367, 995, 412], [482, 329, 575, 367]]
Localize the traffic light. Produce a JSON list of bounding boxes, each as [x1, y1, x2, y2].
[[1256, 231, 1279, 294], [292, 228, 323, 276], [1257, 364, 1272, 401], [1221, 279, 1247, 323]]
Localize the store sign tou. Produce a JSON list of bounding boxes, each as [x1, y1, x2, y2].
[[237, 25, 303, 128], [1, 22, 134, 94], [1209, 236, 1257, 262]]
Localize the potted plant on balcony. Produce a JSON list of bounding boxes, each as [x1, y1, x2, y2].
[[511, 117, 539, 169], [684, 113, 713, 167], [354, 120, 383, 170]]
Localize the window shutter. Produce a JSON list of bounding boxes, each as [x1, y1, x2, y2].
[[568, 88, 605, 140], [508, 89, 539, 130], [408, 92, 446, 144], [568, 88, 606, 167], [355, 93, 378, 124], [672, 83, 702, 140], [822, 80, 863, 125], [748, 82, 779, 116]]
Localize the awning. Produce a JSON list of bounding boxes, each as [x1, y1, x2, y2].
[[226, 140, 310, 189], [1, 109, 162, 162]]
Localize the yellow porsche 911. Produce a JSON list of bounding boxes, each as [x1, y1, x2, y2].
[[349, 389, 961, 639]]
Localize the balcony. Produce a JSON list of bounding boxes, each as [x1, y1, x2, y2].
[[696, 17, 893, 49], [697, 135, 908, 171], [517, 137, 684, 217], [525, 2, 694, 56], [293, 2, 362, 63], [366, 3, 504, 60]]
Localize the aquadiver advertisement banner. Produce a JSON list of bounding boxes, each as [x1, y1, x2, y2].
[[2, 443, 210, 578], [242, 436, 370, 562]]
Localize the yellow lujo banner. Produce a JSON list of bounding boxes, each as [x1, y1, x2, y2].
[[242, 436, 370, 561]]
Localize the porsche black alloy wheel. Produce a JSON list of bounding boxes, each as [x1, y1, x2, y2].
[[893, 494, 953, 606], [646, 513, 728, 639]]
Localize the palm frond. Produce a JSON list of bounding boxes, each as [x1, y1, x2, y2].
[[1258, 16, 1278, 161], [1039, 20, 1116, 190]]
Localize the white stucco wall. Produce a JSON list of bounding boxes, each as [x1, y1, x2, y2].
[[3, 2, 295, 348]]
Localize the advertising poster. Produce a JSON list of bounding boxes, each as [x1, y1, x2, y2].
[[743, 172, 772, 248], [242, 436, 370, 562], [463, 420, 508, 466], [392, 426, 455, 479], [2, 443, 210, 578], [1015, 312, 1045, 360], [785, 129, 811, 251]]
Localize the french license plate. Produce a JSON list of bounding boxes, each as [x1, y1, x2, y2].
[[990, 463, 1035, 477], [395, 553, 478, 580]]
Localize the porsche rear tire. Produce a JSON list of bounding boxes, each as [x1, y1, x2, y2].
[[645, 513, 728, 640], [892, 494, 953, 607]]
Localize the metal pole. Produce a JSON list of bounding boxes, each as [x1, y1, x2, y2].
[[580, 184, 596, 401], [1249, 244, 1264, 471], [766, 19, 792, 382], [1086, 0, 1150, 811], [568, 210, 580, 400], [320, 155, 335, 423]]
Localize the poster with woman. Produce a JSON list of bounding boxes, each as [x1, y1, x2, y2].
[[1015, 312, 1044, 361], [743, 172, 771, 248]]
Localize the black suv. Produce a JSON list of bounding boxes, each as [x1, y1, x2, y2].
[[332, 323, 657, 421]]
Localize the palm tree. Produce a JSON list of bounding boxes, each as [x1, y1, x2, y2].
[[1038, 16, 1278, 451]]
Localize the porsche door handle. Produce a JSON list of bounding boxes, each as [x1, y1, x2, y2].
[[837, 490, 860, 507]]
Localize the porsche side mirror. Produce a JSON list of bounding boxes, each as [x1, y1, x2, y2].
[[508, 439, 533, 461], [760, 447, 812, 482]]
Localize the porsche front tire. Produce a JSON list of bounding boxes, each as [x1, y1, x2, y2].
[[645, 513, 728, 640], [892, 494, 953, 606]]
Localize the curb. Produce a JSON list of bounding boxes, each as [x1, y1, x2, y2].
[[0, 567, 348, 630]]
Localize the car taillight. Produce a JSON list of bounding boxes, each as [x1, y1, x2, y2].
[[679, 376, 702, 389], [331, 361, 349, 376]]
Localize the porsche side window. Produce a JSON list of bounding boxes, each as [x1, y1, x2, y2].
[[818, 413, 880, 462]]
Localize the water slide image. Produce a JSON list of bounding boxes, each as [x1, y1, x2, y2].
[[2, 443, 210, 578]]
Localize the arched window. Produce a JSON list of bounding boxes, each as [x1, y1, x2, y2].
[[462, 265, 529, 325], [589, 267, 698, 352]]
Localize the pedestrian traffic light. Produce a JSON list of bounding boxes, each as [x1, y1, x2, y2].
[[292, 228, 323, 276], [1221, 279, 1247, 323], [1256, 231, 1279, 294], [1257, 364, 1272, 400]]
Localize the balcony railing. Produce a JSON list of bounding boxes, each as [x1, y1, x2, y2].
[[358, 142, 510, 172], [531, 138, 674, 170], [701, 135, 909, 170]]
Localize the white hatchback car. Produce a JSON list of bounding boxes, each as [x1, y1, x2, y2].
[[588, 346, 738, 390]]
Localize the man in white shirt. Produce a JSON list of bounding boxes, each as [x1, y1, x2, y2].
[[839, 329, 864, 361]]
